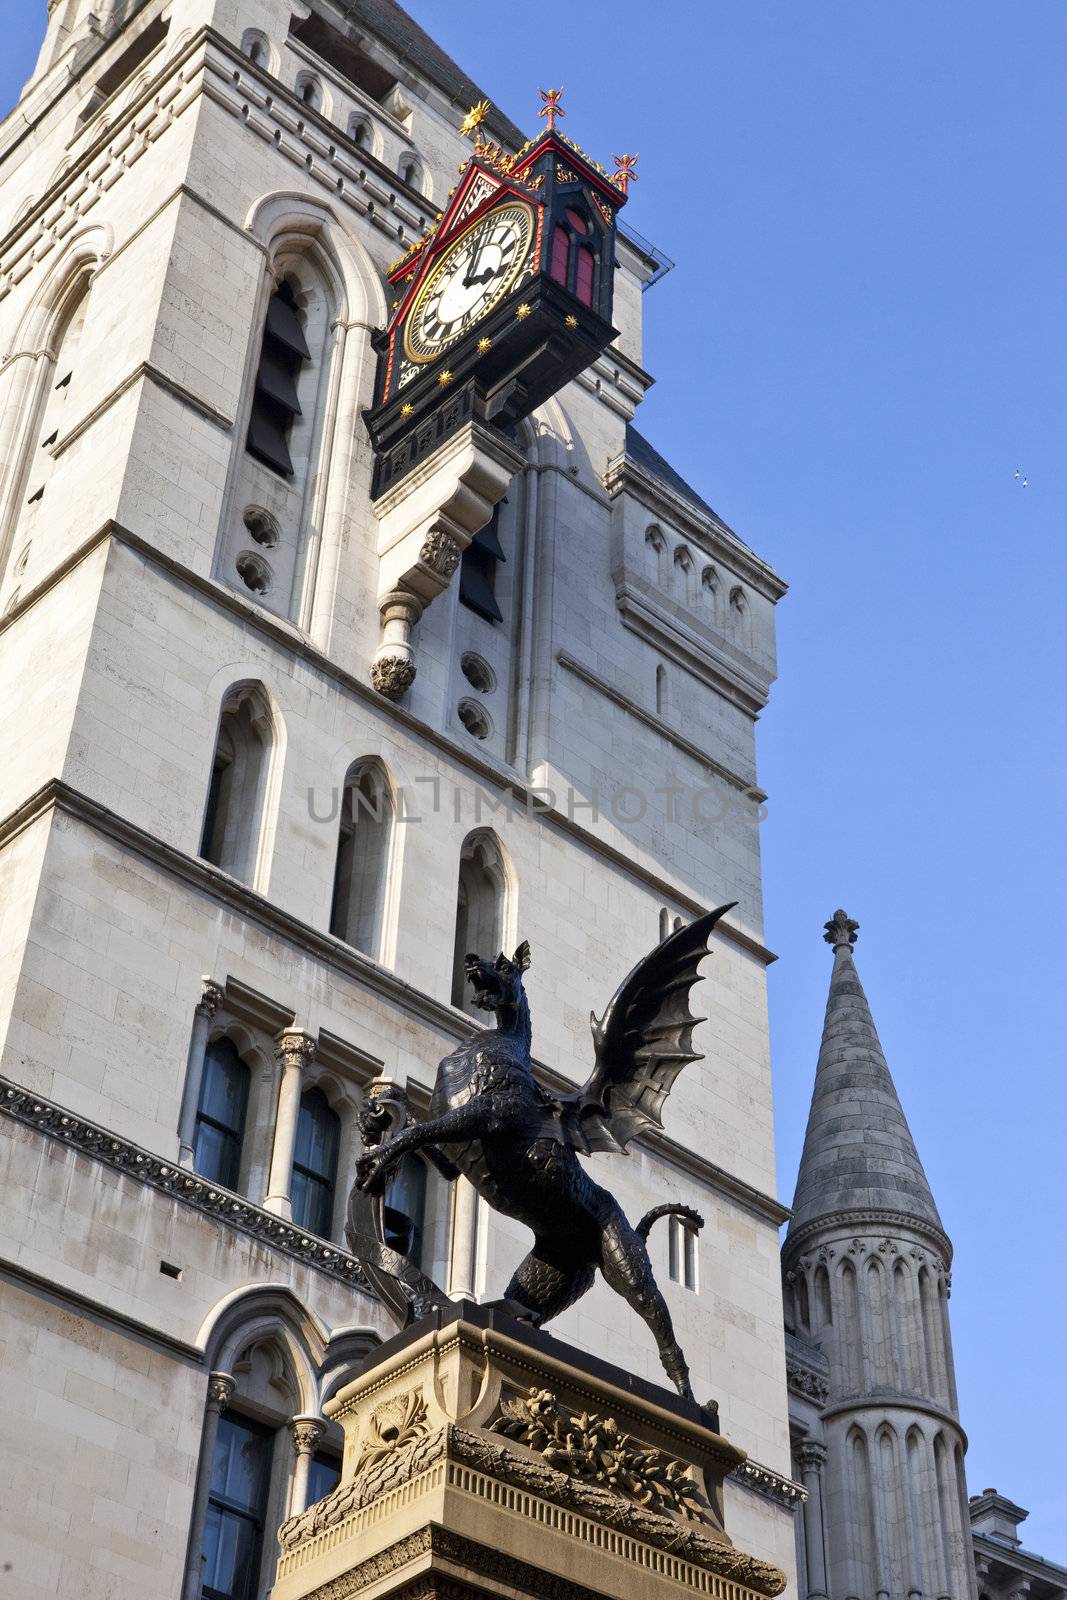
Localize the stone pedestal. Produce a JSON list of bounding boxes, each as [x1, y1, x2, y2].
[[273, 1303, 786, 1600]]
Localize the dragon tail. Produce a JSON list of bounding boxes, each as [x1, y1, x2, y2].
[[636, 1203, 705, 1241]]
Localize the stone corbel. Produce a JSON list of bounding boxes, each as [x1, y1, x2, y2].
[[370, 420, 523, 698]]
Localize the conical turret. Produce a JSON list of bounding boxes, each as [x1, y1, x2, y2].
[[783, 912, 975, 1600], [788, 909, 943, 1238]]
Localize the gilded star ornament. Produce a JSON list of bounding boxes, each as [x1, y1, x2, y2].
[[477, 336, 492, 352], [438, 368, 453, 386], [400, 402, 415, 417], [564, 314, 578, 329], [515, 302, 532, 319], [459, 99, 491, 143]]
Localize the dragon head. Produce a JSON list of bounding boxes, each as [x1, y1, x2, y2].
[[464, 941, 532, 1020]]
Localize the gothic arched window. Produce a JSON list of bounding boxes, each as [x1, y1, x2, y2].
[[193, 1038, 250, 1190], [451, 831, 509, 1012], [329, 760, 394, 958], [290, 1087, 340, 1238], [199, 684, 276, 885], [547, 206, 596, 306]]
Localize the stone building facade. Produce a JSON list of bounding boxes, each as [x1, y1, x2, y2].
[[0, 3, 797, 1598]]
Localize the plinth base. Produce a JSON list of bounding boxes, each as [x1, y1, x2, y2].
[[274, 1302, 786, 1600]]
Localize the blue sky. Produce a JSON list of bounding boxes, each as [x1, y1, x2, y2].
[[4, 0, 1065, 1551]]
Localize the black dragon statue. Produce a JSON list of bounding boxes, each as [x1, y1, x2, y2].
[[350, 904, 734, 1401]]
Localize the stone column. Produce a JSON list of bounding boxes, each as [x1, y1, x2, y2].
[[797, 1441, 829, 1600], [288, 1416, 326, 1516], [264, 1031, 316, 1218], [183, 1371, 235, 1600], [177, 978, 226, 1168], [447, 1177, 480, 1301]]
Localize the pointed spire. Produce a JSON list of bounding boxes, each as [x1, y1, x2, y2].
[[788, 910, 944, 1239]]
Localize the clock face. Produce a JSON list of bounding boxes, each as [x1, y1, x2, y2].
[[404, 201, 536, 363]]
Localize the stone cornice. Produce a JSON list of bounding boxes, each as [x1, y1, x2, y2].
[[604, 453, 788, 603], [0, 520, 777, 972], [0, 1075, 374, 1294], [730, 1459, 806, 1512], [782, 1209, 953, 1270], [0, 779, 788, 1229], [557, 650, 766, 799]]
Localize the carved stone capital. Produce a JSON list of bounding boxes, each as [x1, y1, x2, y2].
[[796, 1441, 828, 1474], [289, 1415, 326, 1457], [277, 1029, 317, 1073], [207, 1372, 236, 1412], [196, 978, 226, 1020]]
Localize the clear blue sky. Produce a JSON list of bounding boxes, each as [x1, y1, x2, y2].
[[4, 0, 1065, 1551]]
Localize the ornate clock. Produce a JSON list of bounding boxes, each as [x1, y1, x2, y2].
[[366, 97, 632, 499]]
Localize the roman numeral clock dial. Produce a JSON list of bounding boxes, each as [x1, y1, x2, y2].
[[404, 202, 535, 363]]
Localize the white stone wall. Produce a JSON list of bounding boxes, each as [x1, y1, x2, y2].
[[0, 0, 796, 1593]]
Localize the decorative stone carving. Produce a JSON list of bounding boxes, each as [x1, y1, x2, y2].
[[823, 908, 859, 948], [207, 1372, 236, 1411], [357, 1390, 431, 1472], [491, 1388, 714, 1524], [418, 530, 461, 578], [786, 1363, 831, 1404], [795, 1441, 828, 1473], [731, 1460, 806, 1510], [277, 1029, 318, 1073], [290, 1416, 326, 1457], [196, 978, 225, 1020], [371, 651, 417, 701]]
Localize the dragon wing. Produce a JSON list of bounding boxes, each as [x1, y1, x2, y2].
[[561, 904, 736, 1155]]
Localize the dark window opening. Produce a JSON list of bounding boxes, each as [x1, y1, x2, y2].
[[202, 1412, 273, 1600], [246, 281, 310, 477], [193, 1040, 250, 1190], [383, 1155, 427, 1268], [289, 14, 398, 102], [290, 1088, 340, 1238], [306, 1452, 341, 1507], [89, 15, 170, 109], [459, 503, 506, 623]]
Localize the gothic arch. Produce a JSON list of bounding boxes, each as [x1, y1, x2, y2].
[[198, 678, 285, 892], [0, 223, 113, 583], [330, 756, 400, 963], [200, 1285, 328, 1412], [243, 192, 387, 328], [451, 828, 515, 1012]]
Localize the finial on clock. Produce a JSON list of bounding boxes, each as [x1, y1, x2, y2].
[[458, 98, 492, 148], [612, 152, 639, 194], [539, 87, 565, 131]]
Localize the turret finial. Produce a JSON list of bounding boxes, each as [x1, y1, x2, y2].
[[823, 909, 859, 950], [539, 87, 564, 130]]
